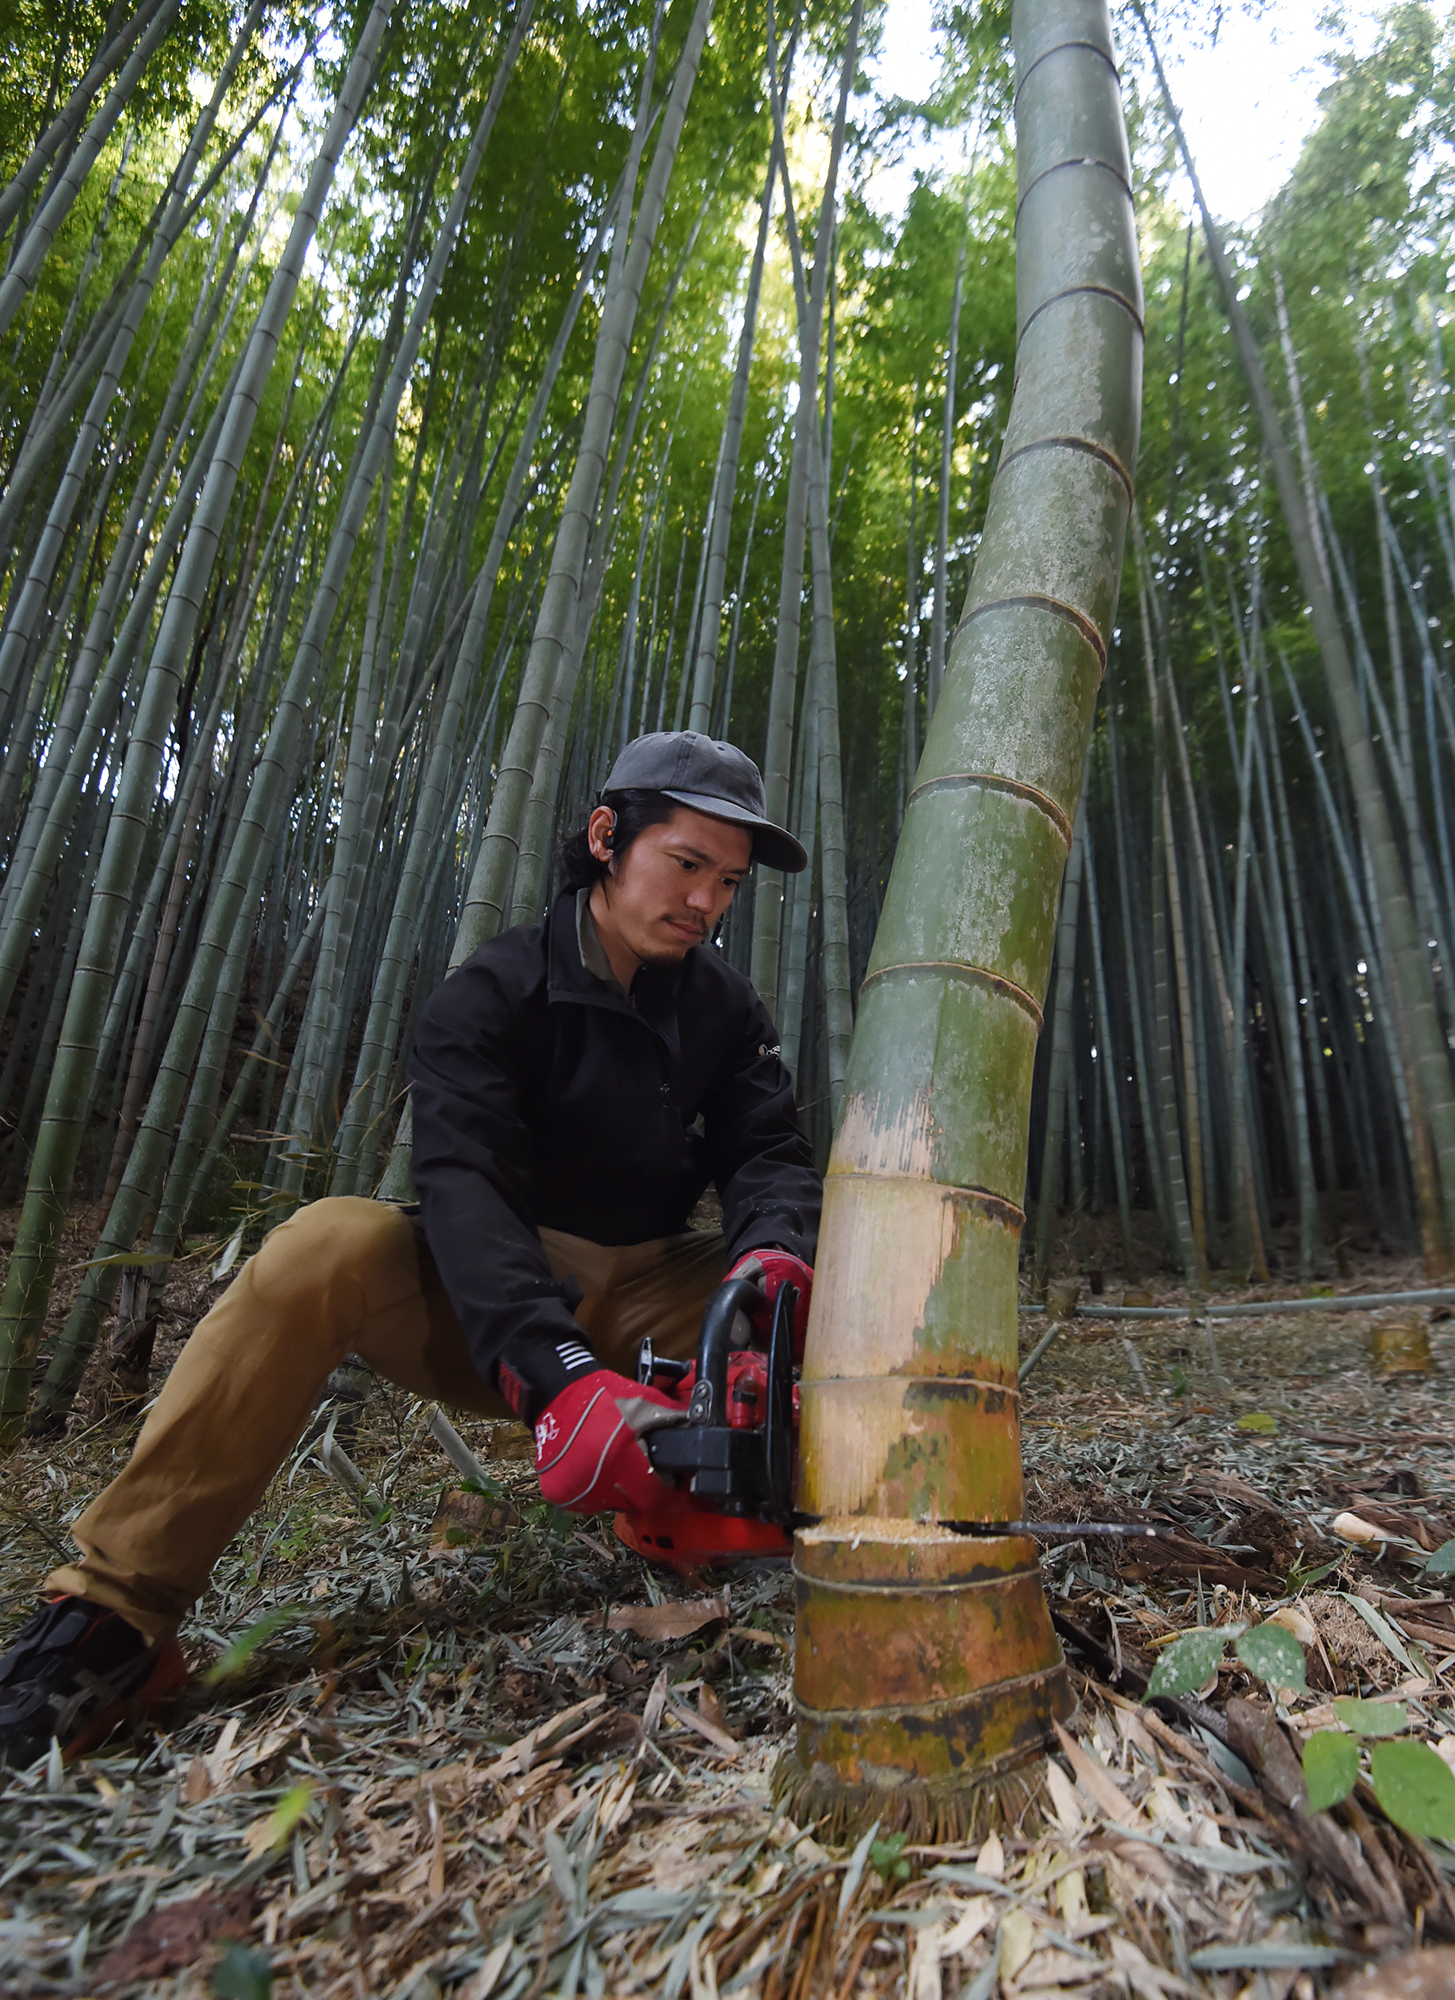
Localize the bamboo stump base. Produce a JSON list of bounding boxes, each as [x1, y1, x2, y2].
[[775, 1520, 1074, 1842]]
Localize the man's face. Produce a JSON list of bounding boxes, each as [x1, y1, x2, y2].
[[589, 804, 751, 971]]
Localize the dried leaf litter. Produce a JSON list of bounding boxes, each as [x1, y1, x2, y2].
[[0, 1271, 1451, 1996]]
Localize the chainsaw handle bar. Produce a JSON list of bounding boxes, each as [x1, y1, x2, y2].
[[687, 1275, 765, 1424]]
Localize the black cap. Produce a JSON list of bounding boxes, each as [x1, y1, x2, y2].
[[602, 731, 807, 873]]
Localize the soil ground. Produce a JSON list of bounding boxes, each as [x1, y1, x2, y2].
[[0, 1229, 1451, 1997]]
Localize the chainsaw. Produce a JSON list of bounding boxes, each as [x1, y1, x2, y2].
[[613, 1273, 799, 1567], [612, 1274, 1178, 1568]]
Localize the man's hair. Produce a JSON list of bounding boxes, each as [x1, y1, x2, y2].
[[556, 788, 682, 892]]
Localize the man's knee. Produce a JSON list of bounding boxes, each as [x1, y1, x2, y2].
[[244, 1197, 417, 1317]]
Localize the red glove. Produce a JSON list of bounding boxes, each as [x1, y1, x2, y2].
[[726, 1249, 813, 1357], [533, 1370, 686, 1514]]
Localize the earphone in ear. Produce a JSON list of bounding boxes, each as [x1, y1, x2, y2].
[[603, 812, 617, 850]]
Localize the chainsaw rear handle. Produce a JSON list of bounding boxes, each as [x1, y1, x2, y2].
[[686, 1274, 765, 1425]]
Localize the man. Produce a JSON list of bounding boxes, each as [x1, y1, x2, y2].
[[0, 732, 820, 1767]]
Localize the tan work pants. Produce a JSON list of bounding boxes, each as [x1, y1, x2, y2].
[[47, 1196, 726, 1639]]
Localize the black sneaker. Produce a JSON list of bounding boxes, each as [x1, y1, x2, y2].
[[0, 1597, 188, 1769]]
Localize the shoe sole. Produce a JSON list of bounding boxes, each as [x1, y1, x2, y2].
[[63, 1637, 189, 1762]]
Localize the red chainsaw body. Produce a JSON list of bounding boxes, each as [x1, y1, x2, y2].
[[613, 1347, 799, 1570]]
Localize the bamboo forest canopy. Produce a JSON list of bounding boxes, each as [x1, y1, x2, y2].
[[3, 0, 1455, 1436]]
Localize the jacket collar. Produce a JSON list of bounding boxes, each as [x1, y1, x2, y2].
[[544, 888, 687, 1028]]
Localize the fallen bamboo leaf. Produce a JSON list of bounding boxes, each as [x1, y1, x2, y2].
[[697, 1683, 729, 1733], [641, 1667, 669, 1738], [595, 1765, 637, 1837], [1109, 1933, 1198, 1996], [607, 1596, 727, 1641], [211, 1225, 245, 1282], [479, 1694, 608, 1780], [908, 1917, 944, 1999], [1188, 1942, 1350, 1970], [1342, 1592, 1416, 1671], [939, 1896, 994, 1955], [455, 1938, 513, 2000], [1043, 1755, 1084, 1834], [667, 1697, 740, 1760], [726, 1624, 789, 1651], [835, 1818, 880, 1925], [1053, 1720, 1139, 1824], [997, 1906, 1036, 1981]]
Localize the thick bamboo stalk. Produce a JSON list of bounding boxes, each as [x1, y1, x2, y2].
[[781, 0, 1141, 1837]]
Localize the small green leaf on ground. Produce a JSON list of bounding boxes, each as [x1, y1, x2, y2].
[[1288, 1556, 1342, 1591], [1369, 1739, 1455, 1841], [1302, 1730, 1359, 1812], [213, 1944, 272, 1999], [1234, 1623, 1308, 1691], [1146, 1624, 1243, 1700], [1426, 1537, 1455, 1575], [243, 1783, 314, 1859], [204, 1604, 310, 1684], [1235, 1412, 1278, 1434], [1332, 1697, 1408, 1737], [869, 1831, 912, 1885]]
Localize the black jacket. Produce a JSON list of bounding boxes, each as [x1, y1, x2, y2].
[[407, 890, 820, 1391]]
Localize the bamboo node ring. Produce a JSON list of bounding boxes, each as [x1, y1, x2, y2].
[[907, 768, 1074, 850], [859, 957, 1044, 1032]]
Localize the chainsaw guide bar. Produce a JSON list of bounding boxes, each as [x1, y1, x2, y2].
[[613, 1270, 1183, 1568]]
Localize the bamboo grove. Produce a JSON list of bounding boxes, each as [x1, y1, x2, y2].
[[2, 0, 1455, 1442]]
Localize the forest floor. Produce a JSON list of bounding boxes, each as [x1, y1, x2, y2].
[[0, 1230, 1452, 1999]]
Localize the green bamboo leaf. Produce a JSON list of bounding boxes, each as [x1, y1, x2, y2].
[[1331, 1697, 1408, 1737], [1369, 1739, 1455, 1841], [1302, 1730, 1358, 1812], [1338, 1593, 1415, 1672], [1425, 1538, 1455, 1575], [1287, 1556, 1342, 1591], [1145, 1624, 1242, 1700], [1234, 1623, 1308, 1691], [212, 1944, 272, 1999], [255, 1782, 314, 1851], [203, 1603, 310, 1684]]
